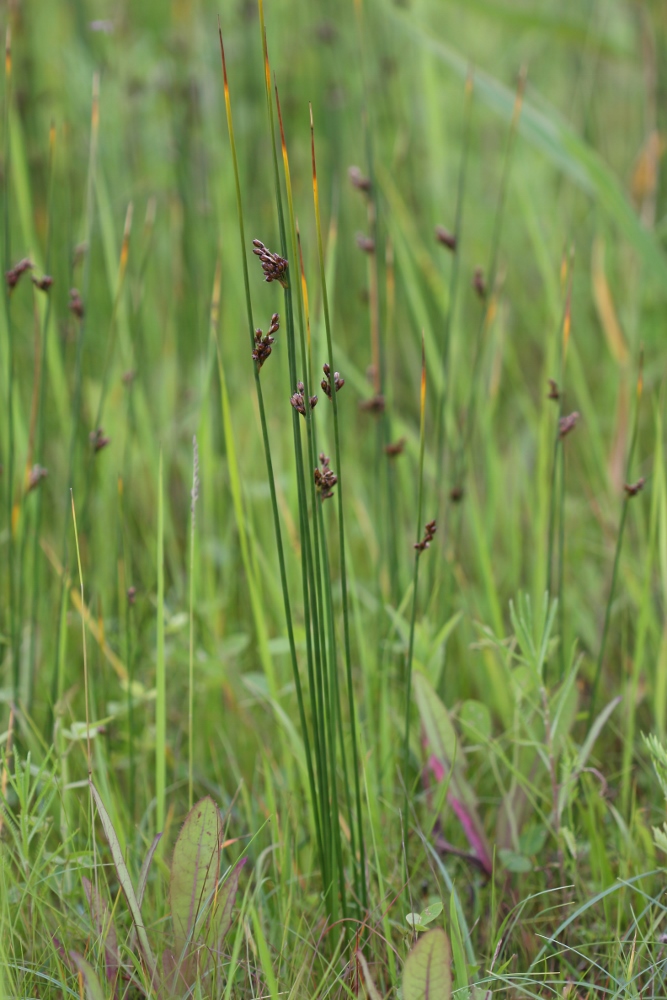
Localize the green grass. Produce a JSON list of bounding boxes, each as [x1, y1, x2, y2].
[[2, 0, 667, 996]]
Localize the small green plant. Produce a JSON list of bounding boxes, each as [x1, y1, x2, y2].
[[87, 786, 244, 997]]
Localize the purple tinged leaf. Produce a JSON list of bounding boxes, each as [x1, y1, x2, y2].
[[70, 952, 106, 1000], [82, 877, 120, 989], [414, 673, 492, 875]]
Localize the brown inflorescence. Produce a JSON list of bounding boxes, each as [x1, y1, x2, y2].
[[32, 274, 53, 292], [355, 233, 375, 254], [414, 519, 437, 553], [624, 477, 645, 498], [321, 363, 344, 399], [252, 240, 289, 288], [27, 464, 48, 493], [6, 258, 33, 290], [472, 266, 486, 301], [290, 382, 318, 417], [547, 378, 560, 401], [69, 288, 84, 318], [90, 428, 110, 453], [314, 453, 337, 501], [385, 438, 405, 458], [558, 411, 580, 439], [348, 165, 371, 193], [435, 225, 457, 252], [252, 313, 280, 370], [359, 394, 385, 415]]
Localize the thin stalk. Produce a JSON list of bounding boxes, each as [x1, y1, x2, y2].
[[119, 475, 135, 821], [3, 27, 17, 705], [70, 489, 99, 906], [453, 69, 526, 495], [311, 104, 368, 915], [557, 439, 566, 680], [188, 435, 199, 810], [434, 71, 473, 504], [432, 72, 474, 647], [317, 500, 348, 918], [156, 450, 166, 833], [27, 121, 57, 714], [402, 338, 427, 865], [588, 352, 644, 729], [48, 72, 100, 738], [546, 251, 573, 593], [218, 25, 322, 870], [546, 254, 573, 683]]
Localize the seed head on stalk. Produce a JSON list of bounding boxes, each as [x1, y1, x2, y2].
[[252, 239, 289, 288]]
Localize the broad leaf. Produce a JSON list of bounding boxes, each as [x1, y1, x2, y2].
[[403, 927, 452, 1000], [170, 796, 222, 958]]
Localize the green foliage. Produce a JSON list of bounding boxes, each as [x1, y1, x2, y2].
[[403, 927, 452, 1000], [2, 0, 667, 995]]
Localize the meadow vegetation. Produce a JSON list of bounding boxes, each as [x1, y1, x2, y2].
[[2, 1, 667, 996]]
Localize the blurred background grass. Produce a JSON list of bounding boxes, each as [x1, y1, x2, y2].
[[3, 0, 667, 995]]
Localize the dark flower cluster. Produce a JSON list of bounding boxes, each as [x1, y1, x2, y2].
[[414, 519, 437, 553], [252, 313, 280, 370], [559, 411, 580, 439], [314, 453, 337, 501], [6, 258, 33, 289], [290, 382, 318, 417], [321, 363, 344, 399], [252, 239, 289, 288], [90, 428, 110, 453]]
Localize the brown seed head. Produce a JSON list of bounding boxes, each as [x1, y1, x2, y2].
[[558, 411, 580, 439], [385, 438, 405, 458], [356, 233, 375, 254], [359, 394, 385, 415], [27, 464, 48, 493], [348, 165, 371, 193], [435, 225, 457, 252], [314, 453, 337, 500], [321, 363, 345, 398], [90, 427, 110, 453], [252, 239, 289, 288], [472, 266, 486, 300], [31, 274, 53, 292], [6, 258, 33, 290], [624, 477, 645, 498], [69, 288, 84, 319], [414, 519, 437, 553]]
